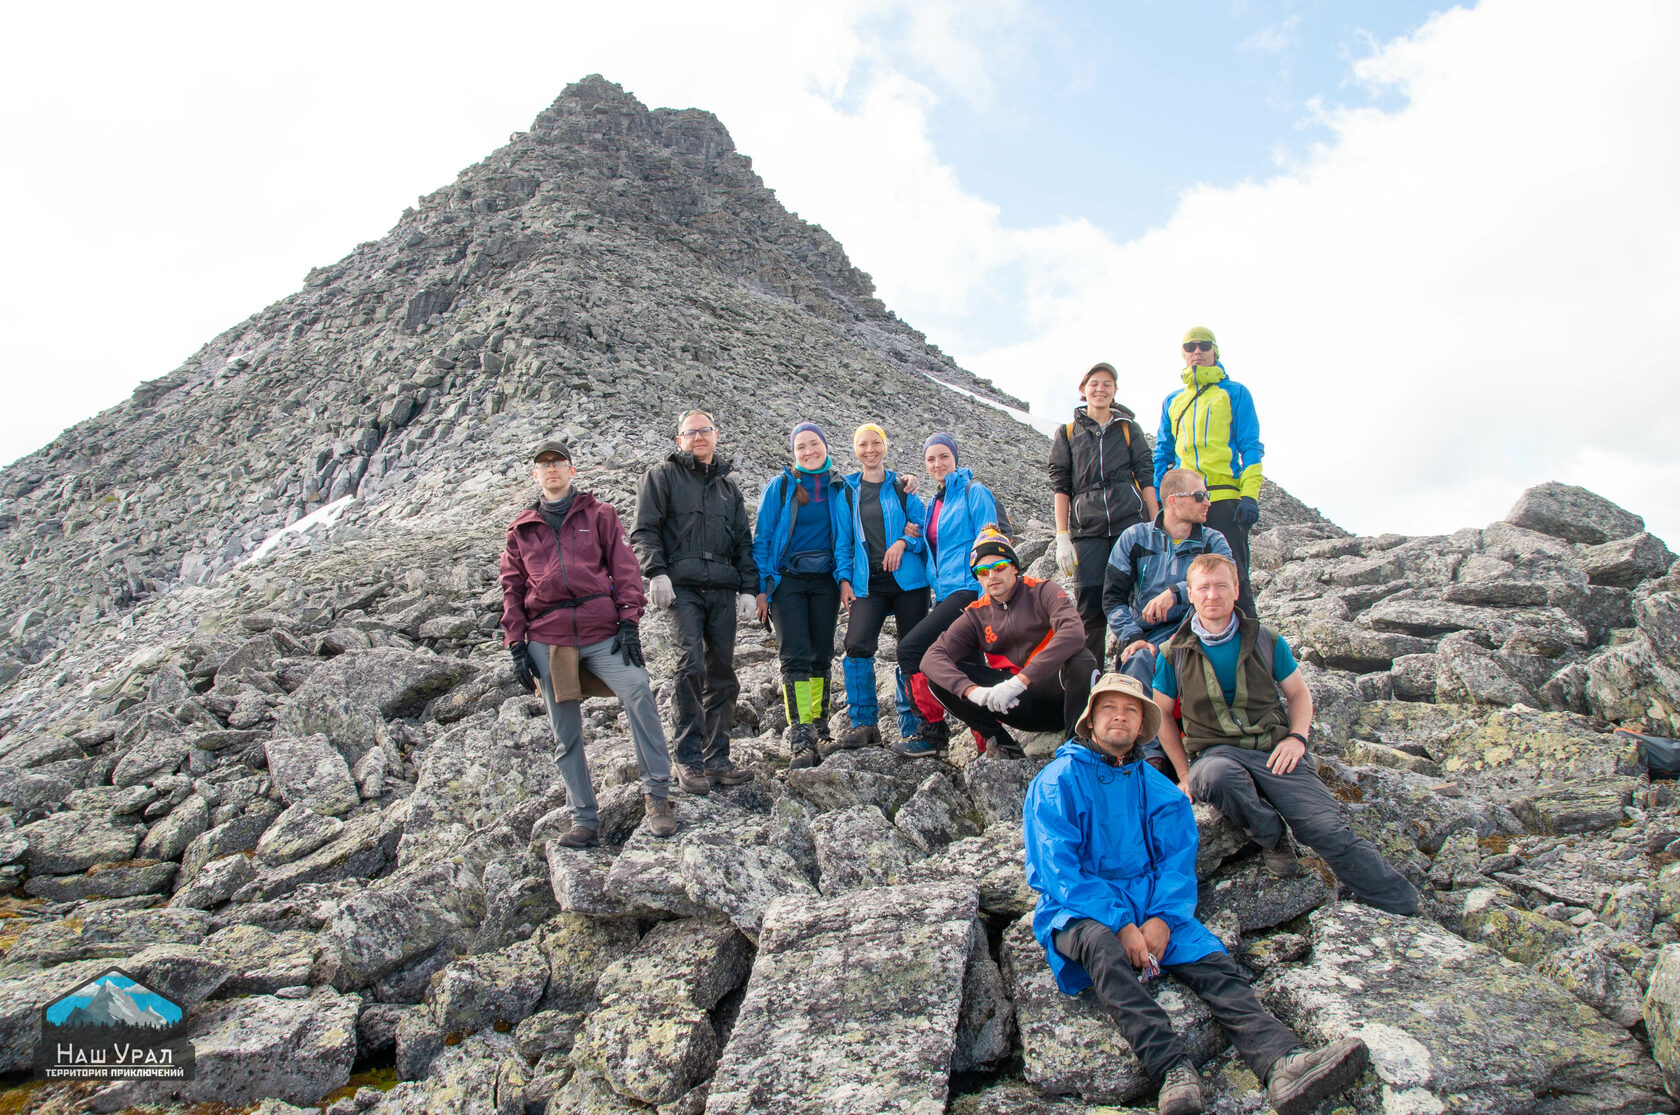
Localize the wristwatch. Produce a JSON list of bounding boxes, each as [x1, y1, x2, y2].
[[1285, 731, 1308, 746]]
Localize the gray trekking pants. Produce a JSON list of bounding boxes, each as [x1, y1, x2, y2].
[[1188, 744, 1418, 915], [531, 637, 672, 829]]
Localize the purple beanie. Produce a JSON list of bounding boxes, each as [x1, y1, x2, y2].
[[790, 421, 829, 450], [923, 432, 959, 465]]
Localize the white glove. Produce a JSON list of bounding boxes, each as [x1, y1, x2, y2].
[[987, 675, 1029, 712], [648, 574, 675, 609], [1055, 532, 1077, 577], [736, 593, 757, 622]]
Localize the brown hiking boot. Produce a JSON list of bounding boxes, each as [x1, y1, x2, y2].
[[675, 763, 711, 795], [1266, 1037, 1369, 1115], [644, 795, 676, 839], [708, 762, 754, 787], [1157, 1060, 1204, 1115], [822, 723, 879, 757], [554, 823, 598, 849], [787, 723, 820, 769], [1263, 835, 1301, 878]]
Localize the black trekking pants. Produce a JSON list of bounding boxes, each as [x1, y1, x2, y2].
[[895, 589, 978, 677], [771, 573, 840, 681], [844, 572, 931, 659], [1204, 499, 1255, 617], [924, 649, 1099, 742], [1053, 918, 1298, 1082], [670, 586, 739, 770]]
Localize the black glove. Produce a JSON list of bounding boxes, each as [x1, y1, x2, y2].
[[509, 641, 537, 693], [612, 621, 645, 669], [1234, 495, 1260, 528]]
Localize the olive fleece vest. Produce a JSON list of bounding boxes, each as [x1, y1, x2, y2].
[[1166, 613, 1289, 758]]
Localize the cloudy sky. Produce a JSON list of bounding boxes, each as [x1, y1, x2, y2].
[[2, 1, 1675, 545]]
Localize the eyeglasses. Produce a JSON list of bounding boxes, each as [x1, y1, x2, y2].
[[535, 458, 571, 469], [1182, 341, 1214, 353], [678, 426, 717, 439], [1170, 490, 1210, 503], [972, 559, 1013, 574]]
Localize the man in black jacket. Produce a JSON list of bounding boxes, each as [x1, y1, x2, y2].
[[1050, 362, 1159, 666], [632, 410, 760, 795]]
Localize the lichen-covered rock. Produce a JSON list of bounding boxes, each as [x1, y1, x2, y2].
[[961, 752, 1042, 828], [535, 913, 642, 1011], [277, 647, 476, 763], [1267, 903, 1670, 1114], [23, 857, 177, 902], [427, 937, 548, 1032], [1506, 482, 1644, 545], [139, 792, 210, 862], [571, 916, 751, 1105], [952, 917, 1012, 1073], [315, 859, 481, 990], [1538, 945, 1645, 1027], [893, 770, 981, 853], [1194, 857, 1332, 931], [810, 803, 924, 893], [168, 849, 255, 909], [998, 914, 1225, 1104], [264, 733, 361, 816], [903, 823, 1037, 918], [255, 801, 345, 865], [373, 1031, 527, 1115], [204, 924, 321, 994], [706, 882, 979, 1115], [1443, 886, 1577, 966], [17, 810, 141, 874], [95, 989, 359, 1109], [6, 906, 209, 966], [0, 958, 123, 1071], [1644, 944, 1680, 1098]]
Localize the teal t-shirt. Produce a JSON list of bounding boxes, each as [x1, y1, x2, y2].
[[1153, 629, 1298, 702]]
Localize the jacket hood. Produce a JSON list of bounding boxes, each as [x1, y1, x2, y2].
[[1054, 737, 1148, 770], [667, 451, 733, 477], [1179, 363, 1228, 389], [510, 489, 599, 528], [1074, 402, 1137, 425]]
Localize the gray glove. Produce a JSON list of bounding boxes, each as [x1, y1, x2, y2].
[[1055, 532, 1077, 577], [648, 573, 675, 609]]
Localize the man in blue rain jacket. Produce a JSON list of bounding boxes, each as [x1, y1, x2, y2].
[[1022, 672, 1368, 1115]]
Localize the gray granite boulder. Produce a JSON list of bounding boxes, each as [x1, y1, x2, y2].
[[706, 882, 978, 1115], [18, 810, 141, 874], [1267, 903, 1669, 1114], [264, 733, 360, 816], [1507, 482, 1644, 545], [809, 803, 924, 893], [427, 936, 548, 1033]]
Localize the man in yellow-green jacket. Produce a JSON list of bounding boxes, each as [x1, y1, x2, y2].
[[1153, 326, 1264, 616]]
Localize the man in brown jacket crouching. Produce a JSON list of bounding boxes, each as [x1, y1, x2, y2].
[[920, 527, 1101, 759]]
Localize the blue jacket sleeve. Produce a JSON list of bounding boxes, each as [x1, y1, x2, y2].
[[833, 481, 857, 588], [752, 479, 780, 596], [1142, 769, 1202, 933], [1153, 392, 1179, 490], [1023, 775, 1136, 934], [1103, 528, 1145, 644], [1224, 381, 1265, 498], [902, 487, 928, 555]]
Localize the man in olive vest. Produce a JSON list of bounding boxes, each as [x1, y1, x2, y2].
[[1152, 554, 1417, 914]]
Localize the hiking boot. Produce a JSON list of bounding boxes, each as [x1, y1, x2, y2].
[[822, 723, 879, 757], [644, 795, 676, 839], [893, 719, 949, 759], [787, 723, 820, 770], [554, 823, 598, 849], [1263, 835, 1301, 878], [675, 764, 711, 796], [1266, 1037, 1369, 1115], [985, 729, 1026, 760], [1157, 1060, 1204, 1115], [707, 762, 754, 787]]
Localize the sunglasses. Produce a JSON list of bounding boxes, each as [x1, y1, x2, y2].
[[1182, 340, 1214, 353], [1170, 490, 1211, 502], [678, 426, 717, 438], [972, 559, 1013, 574]]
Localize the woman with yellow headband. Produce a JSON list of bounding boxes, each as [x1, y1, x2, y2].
[[827, 423, 931, 753]]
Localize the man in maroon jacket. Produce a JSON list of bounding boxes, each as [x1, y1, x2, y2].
[[920, 527, 1101, 759], [501, 441, 675, 846]]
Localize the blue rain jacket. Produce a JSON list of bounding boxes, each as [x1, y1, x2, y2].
[[835, 469, 930, 595], [926, 468, 1001, 602], [753, 466, 853, 601], [1023, 740, 1225, 995]]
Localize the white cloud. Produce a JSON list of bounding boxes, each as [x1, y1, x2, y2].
[[924, 0, 1680, 546], [1242, 15, 1300, 54], [4, 0, 1676, 557]]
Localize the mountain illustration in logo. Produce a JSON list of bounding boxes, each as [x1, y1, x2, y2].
[[45, 969, 182, 1031]]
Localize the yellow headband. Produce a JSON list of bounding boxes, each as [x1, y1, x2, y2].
[[853, 423, 888, 449]]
